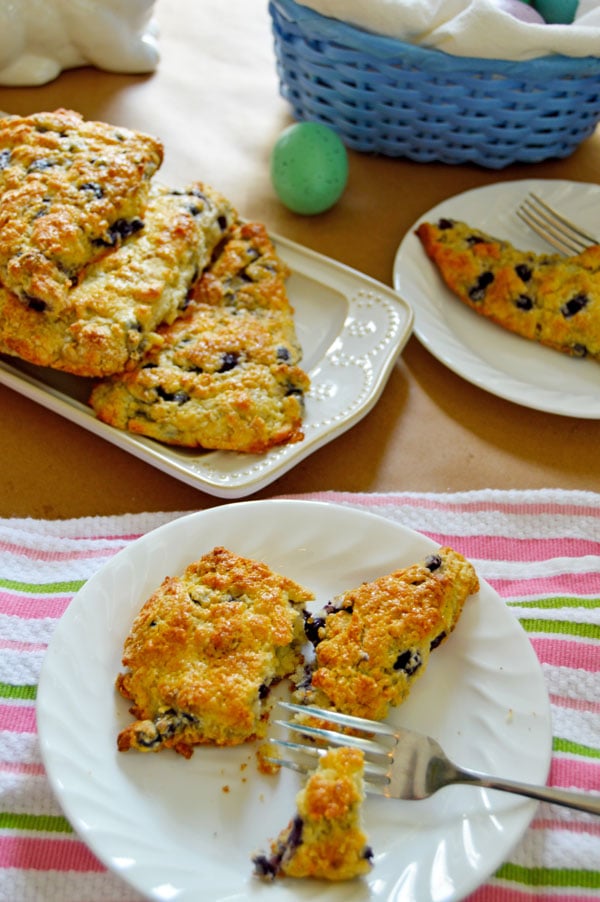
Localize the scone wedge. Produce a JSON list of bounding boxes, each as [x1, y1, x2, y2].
[[0, 182, 235, 376], [0, 108, 164, 313], [416, 218, 600, 360], [116, 546, 314, 757], [90, 220, 310, 451], [298, 547, 479, 721]]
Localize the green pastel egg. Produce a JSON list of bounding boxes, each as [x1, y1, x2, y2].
[[270, 122, 348, 215], [533, 0, 578, 23]]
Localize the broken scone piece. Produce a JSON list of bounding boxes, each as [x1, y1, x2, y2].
[[253, 747, 373, 881], [116, 546, 314, 757], [298, 547, 479, 721]]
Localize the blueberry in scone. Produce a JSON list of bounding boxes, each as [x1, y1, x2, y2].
[[297, 547, 479, 722], [116, 546, 314, 757], [416, 218, 600, 360], [253, 746, 373, 881]]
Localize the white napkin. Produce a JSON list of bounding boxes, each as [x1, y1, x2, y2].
[[292, 0, 600, 60]]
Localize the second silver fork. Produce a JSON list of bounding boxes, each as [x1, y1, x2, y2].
[[516, 193, 598, 255]]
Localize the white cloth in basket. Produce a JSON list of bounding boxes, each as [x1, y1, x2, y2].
[[292, 0, 600, 61]]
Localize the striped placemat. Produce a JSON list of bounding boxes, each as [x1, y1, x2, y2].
[[1, 489, 599, 901]]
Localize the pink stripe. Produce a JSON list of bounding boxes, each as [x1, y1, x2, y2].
[[532, 817, 600, 836], [530, 638, 600, 671], [550, 693, 600, 715], [0, 540, 123, 563], [0, 638, 47, 652], [0, 704, 36, 733], [0, 836, 104, 872], [550, 756, 600, 792], [86, 532, 143, 541], [422, 533, 600, 562], [490, 573, 600, 598], [288, 490, 600, 520], [0, 592, 72, 619], [0, 761, 46, 776], [470, 887, 598, 902]]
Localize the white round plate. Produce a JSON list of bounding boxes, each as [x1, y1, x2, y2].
[[393, 178, 600, 417], [37, 500, 552, 902]]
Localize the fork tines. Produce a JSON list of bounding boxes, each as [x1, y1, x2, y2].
[[516, 193, 598, 255], [279, 701, 397, 733], [266, 701, 395, 790]]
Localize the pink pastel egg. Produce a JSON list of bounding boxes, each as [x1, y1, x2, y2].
[[491, 0, 546, 23]]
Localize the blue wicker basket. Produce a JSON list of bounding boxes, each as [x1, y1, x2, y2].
[[269, 0, 600, 168]]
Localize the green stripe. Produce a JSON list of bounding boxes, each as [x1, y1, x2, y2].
[[554, 736, 600, 760], [0, 682, 36, 701], [518, 618, 600, 640], [0, 812, 72, 833], [0, 577, 85, 594], [508, 596, 600, 610], [496, 862, 600, 889]]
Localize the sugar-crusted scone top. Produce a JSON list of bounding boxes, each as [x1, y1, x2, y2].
[[299, 547, 480, 721], [116, 546, 314, 757], [416, 218, 600, 361], [0, 108, 163, 313], [0, 181, 236, 376], [89, 220, 310, 450]]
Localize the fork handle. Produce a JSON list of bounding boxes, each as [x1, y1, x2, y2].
[[457, 768, 600, 816]]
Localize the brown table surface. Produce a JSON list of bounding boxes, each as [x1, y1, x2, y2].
[[0, 0, 599, 519]]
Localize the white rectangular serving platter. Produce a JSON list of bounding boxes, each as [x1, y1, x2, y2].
[[0, 235, 413, 498]]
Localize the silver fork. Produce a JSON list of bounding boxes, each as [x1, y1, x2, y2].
[[270, 701, 600, 816], [516, 193, 598, 255]]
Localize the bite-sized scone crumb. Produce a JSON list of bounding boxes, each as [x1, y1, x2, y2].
[[0, 108, 163, 313], [256, 741, 282, 776], [253, 747, 373, 881], [297, 547, 479, 721], [416, 218, 600, 360], [116, 547, 314, 757]]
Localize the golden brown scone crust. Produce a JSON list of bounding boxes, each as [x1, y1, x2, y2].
[[416, 218, 600, 360], [190, 220, 294, 316], [298, 547, 479, 721], [89, 220, 310, 451], [0, 109, 163, 312], [116, 546, 314, 757], [0, 182, 235, 376], [253, 747, 372, 882]]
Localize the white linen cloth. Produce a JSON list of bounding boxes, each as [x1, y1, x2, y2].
[[291, 0, 600, 60]]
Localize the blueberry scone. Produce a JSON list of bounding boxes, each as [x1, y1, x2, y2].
[[116, 546, 314, 757], [0, 108, 163, 313], [0, 182, 235, 376], [297, 548, 479, 722], [89, 220, 310, 451], [253, 747, 373, 881], [416, 218, 600, 360]]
